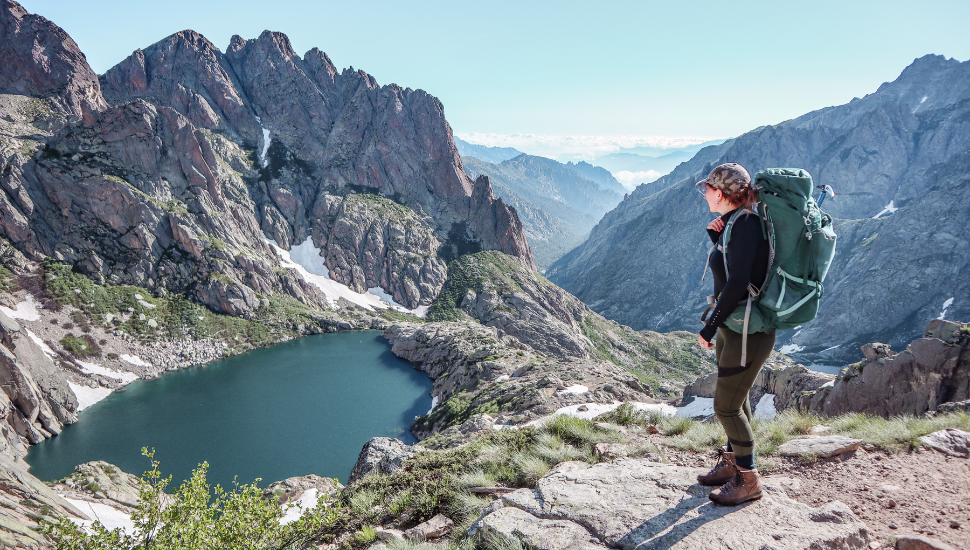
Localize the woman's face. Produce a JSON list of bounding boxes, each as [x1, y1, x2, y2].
[[704, 184, 723, 213]]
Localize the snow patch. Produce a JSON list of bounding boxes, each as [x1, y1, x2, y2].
[[68, 382, 112, 411], [676, 396, 714, 418], [819, 380, 835, 389], [0, 294, 41, 321], [427, 395, 439, 415], [779, 343, 805, 355], [938, 297, 954, 320], [279, 489, 319, 526], [120, 354, 151, 367], [25, 329, 57, 357], [558, 384, 589, 395], [819, 345, 841, 353], [754, 393, 777, 419], [872, 201, 898, 219], [256, 116, 271, 169], [65, 498, 135, 535], [265, 236, 427, 316], [75, 361, 138, 384]]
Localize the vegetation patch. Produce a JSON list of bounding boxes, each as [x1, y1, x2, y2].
[[0, 265, 16, 292], [43, 448, 341, 549], [41, 260, 306, 352], [60, 334, 101, 358]]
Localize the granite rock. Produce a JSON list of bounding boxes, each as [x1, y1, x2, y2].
[[348, 437, 415, 484], [475, 458, 870, 549], [776, 436, 864, 459], [918, 428, 970, 458]]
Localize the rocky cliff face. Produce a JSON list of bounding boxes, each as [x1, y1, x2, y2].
[[793, 319, 970, 417], [0, 0, 533, 316], [0, 309, 77, 460], [549, 55, 970, 365]]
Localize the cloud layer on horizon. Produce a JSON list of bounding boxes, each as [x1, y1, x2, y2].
[[613, 170, 664, 191], [455, 132, 720, 162]]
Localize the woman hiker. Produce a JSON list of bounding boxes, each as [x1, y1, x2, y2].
[[694, 163, 774, 506]]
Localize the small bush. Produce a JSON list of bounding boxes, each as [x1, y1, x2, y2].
[[830, 411, 970, 452], [352, 525, 377, 545], [661, 415, 694, 436], [60, 334, 101, 358]]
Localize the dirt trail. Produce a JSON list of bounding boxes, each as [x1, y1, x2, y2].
[[661, 443, 970, 549]]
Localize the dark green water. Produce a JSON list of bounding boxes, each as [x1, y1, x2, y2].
[[26, 331, 432, 489]]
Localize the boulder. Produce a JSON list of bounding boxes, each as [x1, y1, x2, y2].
[[776, 436, 864, 459], [263, 474, 342, 505], [403, 513, 453, 541], [895, 535, 957, 550], [918, 428, 970, 458], [348, 437, 415, 484], [475, 458, 870, 549], [938, 400, 970, 414], [477, 506, 608, 550]]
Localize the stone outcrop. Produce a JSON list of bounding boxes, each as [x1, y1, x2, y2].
[[348, 437, 416, 484], [548, 54, 970, 366], [0, 309, 76, 459], [384, 321, 659, 439], [52, 461, 144, 510], [472, 458, 870, 550], [0, 0, 106, 122], [429, 251, 717, 396], [683, 356, 826, 414], [918, 428, 970, 458], [793, 319, 969, 418], [776, 436, 864, 459], [0, 453, 89, 548], [263, 474, 342, 505], [314, 194, 448, 307]]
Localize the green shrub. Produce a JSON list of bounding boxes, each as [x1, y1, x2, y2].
[[0, 265, 16, 292], [42, 448, 340, 549], [60, 334, 101, 358]]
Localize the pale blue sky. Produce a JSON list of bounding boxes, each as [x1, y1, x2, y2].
[[19, 0, 970, 152]]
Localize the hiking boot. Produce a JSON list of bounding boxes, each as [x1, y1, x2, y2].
[[709, 465, 762, 506], [696, 447, 736, 486]]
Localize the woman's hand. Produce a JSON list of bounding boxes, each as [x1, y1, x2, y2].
[[698, 334, 714, 349], [707, 217, 725, 232]]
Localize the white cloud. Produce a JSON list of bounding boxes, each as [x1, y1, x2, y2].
[[613, 170, 663, 190], [455, 133, 719, 162]]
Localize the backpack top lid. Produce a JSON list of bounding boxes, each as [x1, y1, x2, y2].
[[754, 168, 814, 210]]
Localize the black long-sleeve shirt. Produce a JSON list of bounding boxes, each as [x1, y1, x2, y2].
[[700, 208, 770, 342]]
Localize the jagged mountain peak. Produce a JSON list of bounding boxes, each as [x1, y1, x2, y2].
[[0, 0, 106, 120]]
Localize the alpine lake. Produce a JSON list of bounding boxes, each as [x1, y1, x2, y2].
[[26, 331, 433, 490]]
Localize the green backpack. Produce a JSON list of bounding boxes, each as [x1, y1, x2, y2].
[[716, 168, 837, 364]]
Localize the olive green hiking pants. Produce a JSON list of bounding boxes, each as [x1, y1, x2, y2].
[[714, 327, 776, 464]]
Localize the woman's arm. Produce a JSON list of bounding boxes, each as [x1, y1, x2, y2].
[[699, 215, 763, 342]]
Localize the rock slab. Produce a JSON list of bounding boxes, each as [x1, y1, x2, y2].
[[918, 428, 970, 458], [404, 513, 454, 541], [348, 437, 414, 484], [777, 436, 864, 458], [475, 458, 870, 550]]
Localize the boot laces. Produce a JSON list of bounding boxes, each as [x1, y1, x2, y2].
[[709, 447, 726, 468]]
